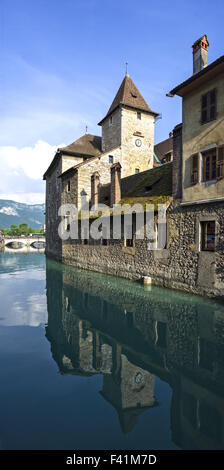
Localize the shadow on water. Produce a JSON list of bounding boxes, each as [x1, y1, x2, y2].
[[45, 258, 224, 450]]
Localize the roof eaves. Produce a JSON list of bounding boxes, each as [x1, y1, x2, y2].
[[168, 55, 224, 97], [98, 103, 159, 126]]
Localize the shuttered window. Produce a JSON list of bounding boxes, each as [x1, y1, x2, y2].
[[202, 148, 216, 182], [201, 89, 217, 124], [190, 153, 199, 185], [216, 145, 224, 179]]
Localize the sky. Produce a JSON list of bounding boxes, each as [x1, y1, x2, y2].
[[1, 0, 224, 204]]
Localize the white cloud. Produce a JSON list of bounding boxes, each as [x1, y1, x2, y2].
[[0, 140, 60, 180], [0, 140, 63, 204]]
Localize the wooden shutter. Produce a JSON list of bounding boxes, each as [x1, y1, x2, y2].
[[216, 145, 224, 179], [209, 89, 217, 121], [201, 93, 208, 123], [190, 153, 199, 185]]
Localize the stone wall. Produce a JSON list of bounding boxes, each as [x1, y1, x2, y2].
[[121, 107, 154, 177], [101, 108, 121, 152], [76, 149, 121, 209], [45, 157, 63, 260], [58, 200, 224, 300]]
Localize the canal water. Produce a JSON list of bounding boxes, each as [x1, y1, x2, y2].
[[0, 252, 223, 450]]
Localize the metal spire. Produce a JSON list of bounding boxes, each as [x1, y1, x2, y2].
[[125, 62, 129, 76], [85, 125, 88, 134]]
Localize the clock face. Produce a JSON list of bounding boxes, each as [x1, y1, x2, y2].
[[135, 138, 142, 147]]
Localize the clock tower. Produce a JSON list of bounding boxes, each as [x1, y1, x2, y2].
[[98, 72, 159, 177]]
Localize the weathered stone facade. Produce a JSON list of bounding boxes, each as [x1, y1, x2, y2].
[[44, 38, 224, 300], [120, 107, 155, 176], [54, 196, 223, 300]]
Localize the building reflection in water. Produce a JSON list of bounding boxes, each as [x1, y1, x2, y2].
[[45, 258, 224, 449]]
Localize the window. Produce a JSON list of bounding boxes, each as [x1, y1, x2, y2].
[[202, 149, 216, 181], [124, 222, 135, 247], [109, 155, 113, 164], [135, 168, 140, 174], [82, 227, 89, 245], [65, 212, 70, 231], [201, 89, 217, 124], [190, 153, 199, 185], [162, 152, 172, 163], [109, 116, 113, 126], [101, 225, 109, 245], [137, 111, 141, 120], [67, 180, 71, 192], [201, 220, 215, 251], [126, 237, 134, 247]]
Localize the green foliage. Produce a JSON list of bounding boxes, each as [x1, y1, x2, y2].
[[0, 223, 44, 236]]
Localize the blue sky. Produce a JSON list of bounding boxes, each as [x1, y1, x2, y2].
[[1, 0, 224, 203]]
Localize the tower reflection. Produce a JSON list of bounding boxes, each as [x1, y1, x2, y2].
[[45, 258, 224, 449]]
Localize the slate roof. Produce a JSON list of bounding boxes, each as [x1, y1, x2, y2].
[[43, 134, 102, 179], [98, 74, 159, 125], [59, 133, 102, 157]]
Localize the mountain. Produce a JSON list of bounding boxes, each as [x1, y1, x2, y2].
[[0, 200, 45, 229]]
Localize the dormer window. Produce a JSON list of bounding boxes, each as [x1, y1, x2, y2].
[[109, 116, 113, 126], [137, 111, 141, 120]]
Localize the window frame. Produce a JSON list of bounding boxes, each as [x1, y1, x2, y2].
[[108, 155, 114, 164], [201, 89, 217, 125], [200, 220, 216, 252], [67, 180, 71, 192], [202, 148, 217, 182], [137, 111, 141, 120]]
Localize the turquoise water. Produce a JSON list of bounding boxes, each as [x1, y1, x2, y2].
[[0, 252, 223, 450]]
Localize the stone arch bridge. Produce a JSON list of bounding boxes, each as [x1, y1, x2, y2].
[[2, 236, 45, 252]]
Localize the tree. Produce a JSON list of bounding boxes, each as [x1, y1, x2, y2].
[[10, 225, 20, 236], [19, 223, 31, 235]]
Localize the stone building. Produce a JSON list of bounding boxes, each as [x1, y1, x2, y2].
[[44, 35, 224, 300]]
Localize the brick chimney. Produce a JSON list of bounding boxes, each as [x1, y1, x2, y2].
[[110, 162, 121, 206], [192, 35, 209, 74], [91, 171, 100, 207]]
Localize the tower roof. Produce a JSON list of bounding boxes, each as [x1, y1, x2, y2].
[[98, 74, 159, 125]]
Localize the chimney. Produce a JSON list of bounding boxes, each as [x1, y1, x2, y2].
[[91, 171, 100, 207], [110, 162, 121, 206], [192, 35, 209, 74]]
